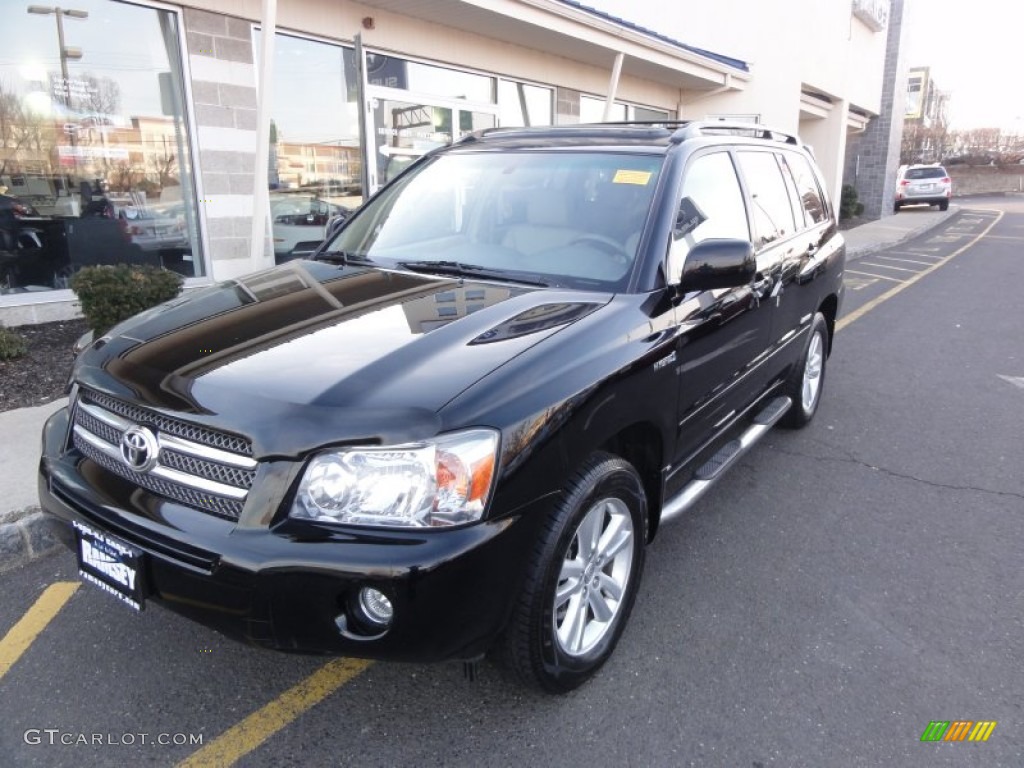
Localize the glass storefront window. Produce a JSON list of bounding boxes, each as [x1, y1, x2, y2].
[[0, 0, 201, 293], [498, 80, 553, 127], [366, 55, 494, 103], [634, 106, 670, 121], [580, 95, 626, 123], [580, 95, 669, 123], [268, 34, 362, 264]]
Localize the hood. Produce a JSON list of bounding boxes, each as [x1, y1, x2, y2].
[[74, 261, 606, 456]]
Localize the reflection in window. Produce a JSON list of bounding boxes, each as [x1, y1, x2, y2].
[[668, 152, 749, 282], [783, 153, 827, 225], [268, 35, 363, 264], [0, 0, 202, 293], [736, 151, 797, 248]]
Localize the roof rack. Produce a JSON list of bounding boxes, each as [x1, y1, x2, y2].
[[457, 122, 682, 144], [458, 120, 804, 148], [669, 121, 800, 146]]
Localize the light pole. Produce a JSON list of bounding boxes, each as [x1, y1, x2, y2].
[[27, 6, 87, 108], [27, 5, 87, 200]]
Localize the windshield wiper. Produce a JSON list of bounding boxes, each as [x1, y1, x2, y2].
[[315, 250, 373, 265], [396, 260, 549, 286]]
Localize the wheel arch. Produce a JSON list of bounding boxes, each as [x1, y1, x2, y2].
[[596, 421, 663, 542], [817, 293, 839, 355]]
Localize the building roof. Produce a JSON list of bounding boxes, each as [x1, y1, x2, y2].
[[555, 0, 750, 72]]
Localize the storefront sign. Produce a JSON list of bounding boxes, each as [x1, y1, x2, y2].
[[57, 145, 130, 162], [50, 75, 100, 101], [852, 0, 889, 31]]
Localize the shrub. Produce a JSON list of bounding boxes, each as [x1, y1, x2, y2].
[[70, 264, 184, 337], [0, 326, 28, 361], [839, 184, 864, 220]]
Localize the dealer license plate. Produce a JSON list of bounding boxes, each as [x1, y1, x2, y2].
[[74, 520, 146, 611]]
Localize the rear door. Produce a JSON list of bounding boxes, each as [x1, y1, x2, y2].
[[770, 150, 841, 351]]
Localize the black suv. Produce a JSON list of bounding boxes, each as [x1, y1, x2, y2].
[[39, 122, 845, 692]]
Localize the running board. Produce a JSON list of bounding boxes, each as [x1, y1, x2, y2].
[[660, 396, 792, 525]]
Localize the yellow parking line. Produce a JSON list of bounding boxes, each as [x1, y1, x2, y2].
[[0, 582, 79, 681], [838, 209, 1004, 332], [178, 657, 373, 768]]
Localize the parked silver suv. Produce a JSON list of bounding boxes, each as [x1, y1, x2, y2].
[[895, 164, 952, 212]]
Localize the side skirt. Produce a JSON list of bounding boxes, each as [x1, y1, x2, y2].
[[660, 396, 791, 525]]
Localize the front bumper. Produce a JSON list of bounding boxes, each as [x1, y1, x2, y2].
[[38, 406, 546, 662]]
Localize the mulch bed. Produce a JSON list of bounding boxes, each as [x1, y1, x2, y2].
[[0, 319, 88, 412]]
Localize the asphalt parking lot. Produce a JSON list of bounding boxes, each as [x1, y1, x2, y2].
[[2, 200, 1022, 767]]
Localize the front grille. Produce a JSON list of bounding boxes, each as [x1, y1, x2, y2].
[[82, 389, 253, 456], [71, 388, 257, 521]]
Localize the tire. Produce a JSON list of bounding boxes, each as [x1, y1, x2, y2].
[[893, 202, 900, 213], [496, 452, 647, 693], [780, 312, 829, 429], [939, 200, 949, 211]]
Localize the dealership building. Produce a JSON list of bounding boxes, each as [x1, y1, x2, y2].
[[0, 0, 904, 324]]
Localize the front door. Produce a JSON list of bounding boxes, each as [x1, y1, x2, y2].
[[667, 150, 776, 473]]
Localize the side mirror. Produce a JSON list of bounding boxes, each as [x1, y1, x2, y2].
[[679, 238, 756, 292]]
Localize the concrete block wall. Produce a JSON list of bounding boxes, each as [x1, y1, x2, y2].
[[843, 0, 908, 220], [184, 8, 259, 282]]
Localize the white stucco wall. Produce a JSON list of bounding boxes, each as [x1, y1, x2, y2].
[[589, 0, 888, 124]]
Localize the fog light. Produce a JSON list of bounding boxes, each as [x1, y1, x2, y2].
[[357, 588, 394, 627]]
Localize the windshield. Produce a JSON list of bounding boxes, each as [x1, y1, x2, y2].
[[323, 151, 664, 289]]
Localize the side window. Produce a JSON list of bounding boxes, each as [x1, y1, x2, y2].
[[785, 153, 829, 225], [736, 151, 798, 248], [667, 152, 749, 282]]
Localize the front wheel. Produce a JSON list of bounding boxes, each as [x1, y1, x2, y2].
[[781, 312, 829, 429], [496, 453, 646, 693]]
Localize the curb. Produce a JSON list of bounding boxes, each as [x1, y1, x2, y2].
[[0, 507, 63, 574]]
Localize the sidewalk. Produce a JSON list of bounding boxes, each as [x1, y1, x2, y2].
[[0, 399, 67, 571], [0, 205, 960, 572], [843, 205, 956, 259]]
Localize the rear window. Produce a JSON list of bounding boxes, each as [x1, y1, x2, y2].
[[905, 167, 947, 180]]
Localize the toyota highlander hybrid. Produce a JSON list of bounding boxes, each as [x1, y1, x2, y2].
[[39, 122, 845, 692]]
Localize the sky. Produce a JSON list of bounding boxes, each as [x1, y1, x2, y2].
[[902, 0, 1024, 131], [583, 0, 1023, 133]]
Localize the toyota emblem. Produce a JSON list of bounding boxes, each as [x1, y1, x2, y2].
[[119, 426, 160, 473]]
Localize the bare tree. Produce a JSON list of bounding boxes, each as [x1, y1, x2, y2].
[[76, 74, 121, 117], [147, 136, 177, 190], [0, 80, 57, 179]]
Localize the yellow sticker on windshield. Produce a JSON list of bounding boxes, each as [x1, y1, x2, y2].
[[613, 170, 653, 185]]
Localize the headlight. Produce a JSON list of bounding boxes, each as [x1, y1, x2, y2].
[[290, 429, 499, 528]]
